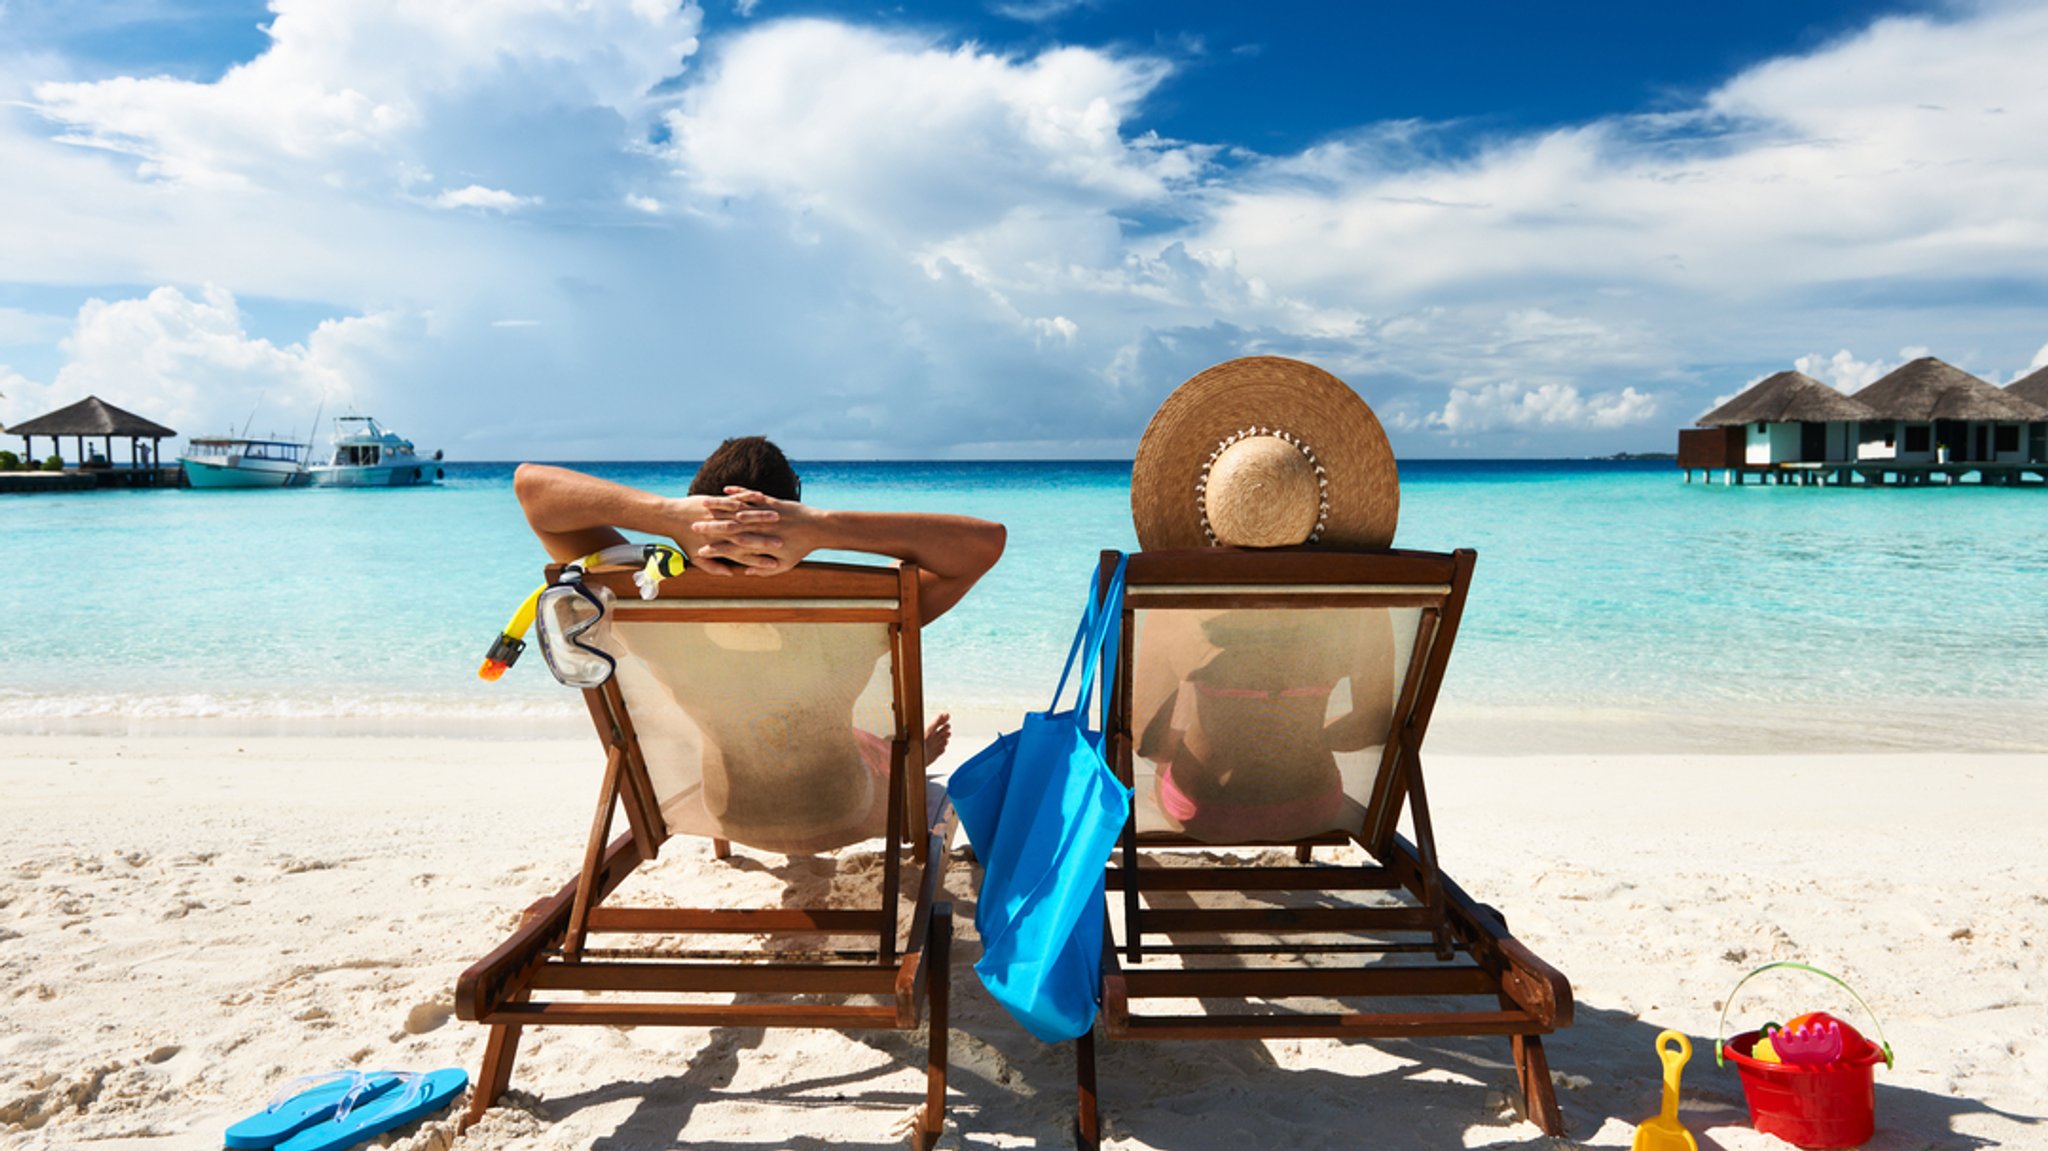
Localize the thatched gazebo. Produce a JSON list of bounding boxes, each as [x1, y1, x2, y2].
[[1853, 357, 2046, 463], [10, 395, 177, 470]]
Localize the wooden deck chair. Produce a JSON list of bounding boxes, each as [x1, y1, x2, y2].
[[1075, 546, 1571, 1144], [456, 559, 955, 1148]]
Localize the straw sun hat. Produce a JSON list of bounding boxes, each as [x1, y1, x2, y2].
[[1130, 356, 1399, 551]]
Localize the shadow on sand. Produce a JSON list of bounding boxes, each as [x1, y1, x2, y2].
[[512, 993, 2043, 1149], [488, 850, 2044, 1150]]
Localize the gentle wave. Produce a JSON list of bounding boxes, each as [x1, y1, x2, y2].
[[7, 689, 2043, 754], [0, 690, 565, 718], [0, 687, 582, 734]]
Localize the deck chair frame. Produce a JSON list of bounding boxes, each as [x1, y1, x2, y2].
[[1075, 547, 1572, 1145], [456, 560, 955, 1148]]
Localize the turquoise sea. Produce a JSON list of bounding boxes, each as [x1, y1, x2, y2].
[[3, 460, 2044, 752]]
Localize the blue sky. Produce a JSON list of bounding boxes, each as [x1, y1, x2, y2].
[[3, 0, 2045, 459]]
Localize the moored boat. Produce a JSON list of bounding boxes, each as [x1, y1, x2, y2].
[[307, 416, 443, 487], [178, 437, 310, 489]]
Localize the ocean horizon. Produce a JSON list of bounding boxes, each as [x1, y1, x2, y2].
[[5, 457, 2044, 754]]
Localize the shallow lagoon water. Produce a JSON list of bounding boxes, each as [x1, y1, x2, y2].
[[2, 459, 2043, 751]]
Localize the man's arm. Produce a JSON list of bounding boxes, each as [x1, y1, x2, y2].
[[512, 463, 781, 570], [695, 491, 1005, 624]]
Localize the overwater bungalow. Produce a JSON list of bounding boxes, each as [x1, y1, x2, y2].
[[1677, 357, 2048, 485], [1679, 371, 1874, 480], [2007, 366, 2048, 464], [1851, 357, 2043, 473]]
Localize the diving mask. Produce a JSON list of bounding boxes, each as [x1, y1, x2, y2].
[[533, 567, 617, 689], [478, 542, 684, 683]]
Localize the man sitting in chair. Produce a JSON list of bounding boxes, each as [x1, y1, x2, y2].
[[515, 437, 1004, 850]]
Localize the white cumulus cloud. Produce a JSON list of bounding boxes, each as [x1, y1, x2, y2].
[[1033, 315, 1079, 347], [30, 0, 703, 192], [1431, 381, 1659, 434], [665, 21, 1197, 241], [3, 286, 398, 443], [434, 185, 540, 212], [1795, 349, 1895, 393]]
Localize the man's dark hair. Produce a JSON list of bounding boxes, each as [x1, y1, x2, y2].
[[689, 435, 800, 501]]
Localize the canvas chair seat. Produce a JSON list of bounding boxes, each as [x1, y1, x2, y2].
[[604, 608, 905, 852], [456, 560, 954, 1149], [1076, 547, 1573, 1145]]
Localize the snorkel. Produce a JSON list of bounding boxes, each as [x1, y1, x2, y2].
[[477, 589, 542, 682], [478, 542, 687, 681]]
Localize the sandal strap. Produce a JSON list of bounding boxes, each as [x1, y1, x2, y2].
[[262, 1070, 363, 1114]]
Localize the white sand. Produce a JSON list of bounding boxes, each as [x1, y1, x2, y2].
[[2, 729, 2045, 1149]]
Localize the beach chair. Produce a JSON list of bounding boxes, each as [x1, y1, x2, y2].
[[456, 559, 954, 1148], [1075, 546, 1571, 1144]]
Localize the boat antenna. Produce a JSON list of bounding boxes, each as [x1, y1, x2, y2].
[[240, 394, 264, 439], [303, 396, 326, 458]]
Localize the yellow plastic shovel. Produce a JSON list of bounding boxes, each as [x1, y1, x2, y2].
[[1633, 1030, 1699, 1151]]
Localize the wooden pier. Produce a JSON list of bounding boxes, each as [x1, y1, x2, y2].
[[1680, 461, 2048, 487], [0, 467, 184, 495]]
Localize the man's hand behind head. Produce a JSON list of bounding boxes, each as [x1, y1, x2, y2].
[[687, 488, 796, 575]]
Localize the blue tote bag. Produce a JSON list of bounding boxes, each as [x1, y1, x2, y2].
[[947, 553, 1132, 1043]]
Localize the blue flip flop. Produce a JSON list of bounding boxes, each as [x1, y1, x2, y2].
[[273, 1068, 469, 1151], [224, 1071, 403, 1149]]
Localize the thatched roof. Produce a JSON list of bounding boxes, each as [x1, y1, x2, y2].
[[1696, 371, 1877, 427], [7, 395, 176, 438], [1853, 357, 2047, 422], [2006, 365, 2048, 411]]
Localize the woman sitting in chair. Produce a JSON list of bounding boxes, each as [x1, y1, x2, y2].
[[1125, 358, 1404, 843]]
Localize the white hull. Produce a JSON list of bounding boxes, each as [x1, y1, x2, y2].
[[308, 462, 439, 487], [180, 456, 305, 489], [311, 416, 441, 486]]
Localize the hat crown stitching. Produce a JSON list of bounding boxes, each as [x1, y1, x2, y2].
[[1196, 427, 1329, 547]]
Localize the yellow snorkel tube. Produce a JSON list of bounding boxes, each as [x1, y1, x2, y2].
[[478, 542, 687, 681], [477, 587, 544, 681]]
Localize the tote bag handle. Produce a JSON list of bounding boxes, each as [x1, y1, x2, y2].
[[1046, 553, 1127, 726]]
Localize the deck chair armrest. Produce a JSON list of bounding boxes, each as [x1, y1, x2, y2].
[[457, 832, 643, 1020], [1436, 868, 1574, 1029], [902, 799, 955, 960]]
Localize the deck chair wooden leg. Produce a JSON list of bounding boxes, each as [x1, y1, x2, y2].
[[712, 837, 732, 861], [1512, 1031, 1565, 1136], [1295, 843, 1314, 863], [1074, 1026, 1100, 1151], [462, 1013, 525, 1132], [916, 903, 952, 1151]]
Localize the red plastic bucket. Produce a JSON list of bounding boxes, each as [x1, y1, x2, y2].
[[1720, 1028, 1885, 1148], [1716, 962, 1895, 1150]]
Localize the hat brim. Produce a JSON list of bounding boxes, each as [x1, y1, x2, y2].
[[1131, 356, 1398, 550]]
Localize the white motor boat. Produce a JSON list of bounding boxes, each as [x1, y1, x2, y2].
[[179, 436, 310, 489], [307, 416, 443, 487]]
